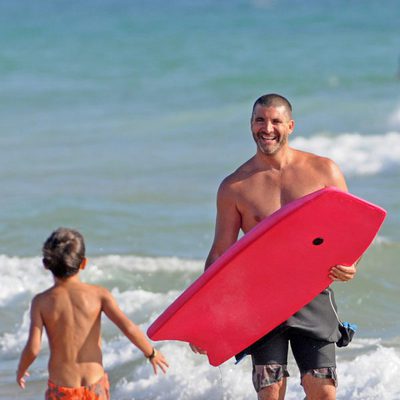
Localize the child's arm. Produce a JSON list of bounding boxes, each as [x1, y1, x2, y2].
[[16, 296, 44, 388], [101, 288, 169, 374]]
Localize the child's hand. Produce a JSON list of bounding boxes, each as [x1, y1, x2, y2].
[[16, 370, 30, 389], [148, 349, 169, 375]]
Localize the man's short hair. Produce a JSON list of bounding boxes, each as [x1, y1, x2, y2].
[[42, 228, 85, 279], [252, 94, 293, 119]]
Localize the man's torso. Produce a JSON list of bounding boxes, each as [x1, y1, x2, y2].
[[228, 149, 334, 233]]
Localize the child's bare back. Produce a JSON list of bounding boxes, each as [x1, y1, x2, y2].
[[36, 279, 105, 386]]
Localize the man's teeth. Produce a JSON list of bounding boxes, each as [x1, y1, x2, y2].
[[261, 134, 276, 140]]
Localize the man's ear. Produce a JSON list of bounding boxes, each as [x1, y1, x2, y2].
[[288, 119, 295, 135], [80, 258, 87, 270]]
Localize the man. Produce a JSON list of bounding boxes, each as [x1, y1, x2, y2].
[[191, 94, 356, 400]]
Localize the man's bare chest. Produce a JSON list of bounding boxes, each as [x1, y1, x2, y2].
[[236, 174, 325, 232]]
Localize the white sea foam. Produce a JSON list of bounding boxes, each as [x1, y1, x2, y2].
[[0, 255, 50, 306], [1, 264, 397, 398], [109, 288, 180, 320], [91, 255, 202, 273], [292, 131, 400, 175], [0, 309, 31, 353], [338, 346, 400, 399], [111, 339, 400, 400], [1, 253, 400, 399], [0, 254, 200, 305], [112, 342, 240, 400], [103, 335, 145, 368]]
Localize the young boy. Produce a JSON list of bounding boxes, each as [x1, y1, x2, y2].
[[16, 227, 168, 399]]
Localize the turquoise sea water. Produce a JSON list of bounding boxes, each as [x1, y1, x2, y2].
[[1, 1, 400, 399]]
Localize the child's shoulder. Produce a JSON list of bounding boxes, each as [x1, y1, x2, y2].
[[80, 282, 111, 294], [34, 286, 56, 300], [77, 282, 113, 301], [31, 283, 113, 314], [30, 288, 54, 309], [34, 281, 110, 299]]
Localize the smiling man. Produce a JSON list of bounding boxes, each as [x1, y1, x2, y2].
[[251, 96, 294, 156], [191, 94, 357, 400]]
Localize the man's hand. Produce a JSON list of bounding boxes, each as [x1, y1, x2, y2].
[[189, 343, 207, 355], [329, 264, 357, 282]]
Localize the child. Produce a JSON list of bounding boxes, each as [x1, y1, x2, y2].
[[16, 227, 168, 399]]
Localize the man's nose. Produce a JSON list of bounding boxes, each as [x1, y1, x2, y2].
[[265, 120, 274, 132]]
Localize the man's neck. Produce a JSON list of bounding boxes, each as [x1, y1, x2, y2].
[[256, 146, 293, 171]]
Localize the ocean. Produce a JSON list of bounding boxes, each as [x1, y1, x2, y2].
[[1, 0, 399, 399]]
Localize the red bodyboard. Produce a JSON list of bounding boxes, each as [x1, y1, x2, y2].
[[147, 187, 386, 366]]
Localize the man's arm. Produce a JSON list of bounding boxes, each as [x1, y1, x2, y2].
[[327, 158, 348, 191], [205, 179, 242, 270], [16, 296, 43, 389], [101, 288, 168, 374], [190, 179, 241, 355], [324, 158, 358, 281]]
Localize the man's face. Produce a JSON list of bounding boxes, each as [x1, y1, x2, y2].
[[251, 104, 294, 156]]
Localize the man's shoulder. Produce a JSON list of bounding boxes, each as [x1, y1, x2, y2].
[[294, 149, 336, 169], [220, 157, 257, 187], [293, 149, 345, 186]]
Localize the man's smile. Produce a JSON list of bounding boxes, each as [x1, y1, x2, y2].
[[258, 132, 278, 142]]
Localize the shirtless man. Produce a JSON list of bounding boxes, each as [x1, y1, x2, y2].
[[17, 227, 168, 399], [191, 94, 356, 400]]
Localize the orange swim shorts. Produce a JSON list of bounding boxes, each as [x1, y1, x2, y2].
[[45, 374, 110, 400]]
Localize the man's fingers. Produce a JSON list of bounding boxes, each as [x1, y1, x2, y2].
[[329, 264, 356, 281], [189, 343, 207, 354]]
